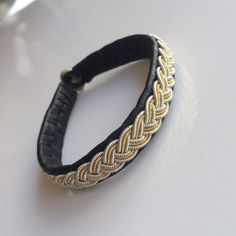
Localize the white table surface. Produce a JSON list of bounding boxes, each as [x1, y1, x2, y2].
[[0, 0, 235, 235]]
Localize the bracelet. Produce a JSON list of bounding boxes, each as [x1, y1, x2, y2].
[[37, 34, 175, 189]]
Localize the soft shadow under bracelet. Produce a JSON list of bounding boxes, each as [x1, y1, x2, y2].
[[37, 34, 175, 189]]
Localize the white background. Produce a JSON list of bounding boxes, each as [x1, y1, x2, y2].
[[0, 0, 235, 235]]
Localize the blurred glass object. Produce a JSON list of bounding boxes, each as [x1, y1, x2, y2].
[[0, 0, 14, 21], [8, 0, 35, 16], [0, 0, 35, 21]]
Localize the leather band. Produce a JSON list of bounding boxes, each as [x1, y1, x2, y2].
[[37, 34, 175, 189]]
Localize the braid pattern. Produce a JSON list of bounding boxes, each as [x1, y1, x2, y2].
[[47, 36, 175, 189]]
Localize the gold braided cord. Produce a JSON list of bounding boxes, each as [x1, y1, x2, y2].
[[47, 35, 175, 189]]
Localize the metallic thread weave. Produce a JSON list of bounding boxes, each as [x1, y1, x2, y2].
[[47, 35, 175, 189]]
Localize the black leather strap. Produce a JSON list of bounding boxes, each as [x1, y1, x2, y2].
[[38, 34, 159, 176]]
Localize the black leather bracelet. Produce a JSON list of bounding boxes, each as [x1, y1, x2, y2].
[[37, 34, 175, 189]]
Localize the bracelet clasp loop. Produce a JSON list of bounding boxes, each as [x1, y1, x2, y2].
[[60, 68, 84, 92]]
